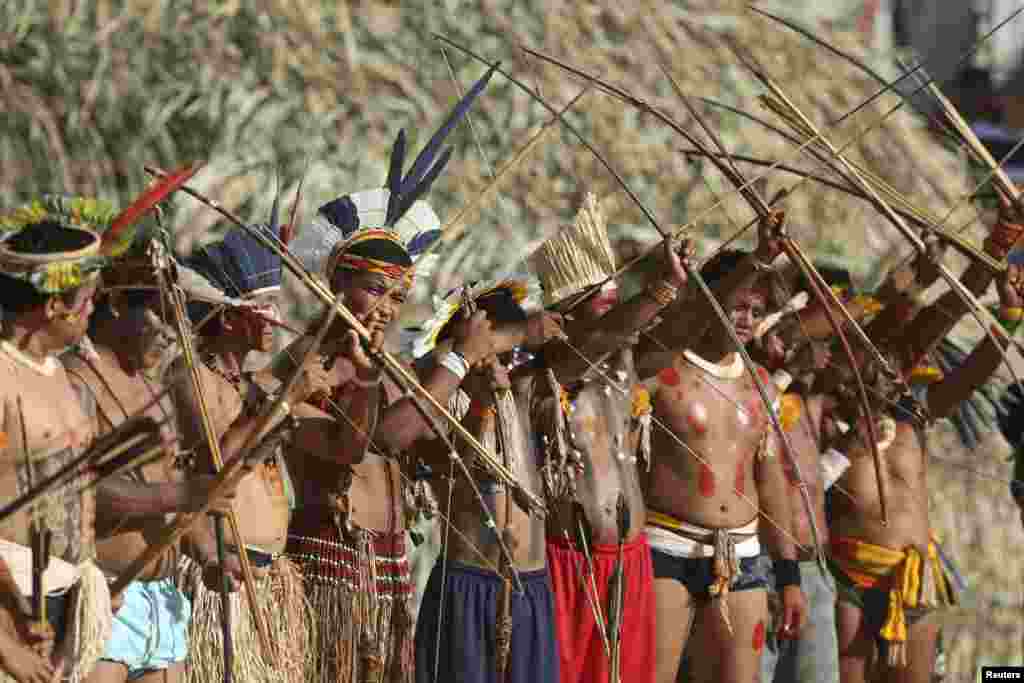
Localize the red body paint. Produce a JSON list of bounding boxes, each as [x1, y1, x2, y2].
[[687, 414, 706, 435], [698, 463, 716, 498], [756, 366, 770, 385], [659, 366, 681, 387], [753, 621, 766, 651], [687, 404, 708, 435]]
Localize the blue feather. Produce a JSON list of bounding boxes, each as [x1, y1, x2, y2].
[[407, 230, 442, 256], [383, 63, 497, 228]]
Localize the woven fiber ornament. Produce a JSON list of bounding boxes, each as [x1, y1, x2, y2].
[[529, 193, 617, 307]]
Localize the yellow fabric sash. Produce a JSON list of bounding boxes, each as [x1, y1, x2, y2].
[[831, 535, 955, 667]]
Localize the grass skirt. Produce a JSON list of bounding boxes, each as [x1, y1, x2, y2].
[[0, 560, 111, 683], [286, 518, 415, 683], [179, 555, 313, 683]]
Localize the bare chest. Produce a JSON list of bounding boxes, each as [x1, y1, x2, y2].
[[653, 363, 769, 442]]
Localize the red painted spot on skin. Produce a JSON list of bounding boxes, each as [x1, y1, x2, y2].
[[757, 366, 770, 385], [687, 413, 707, 435], [753, 620, 766, 652], [734, 461, 746, 495], [698, 463, 716, 498], [659, 366, 681, 387]]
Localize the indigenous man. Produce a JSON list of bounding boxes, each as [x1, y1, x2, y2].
[[827, 207, 1024, 683], [746, 281, 857, 683], [410, 279, 562, 683], [0, 197, 118, 683], [65, 271, 237, 683], [527, 194, 690, 683], [282, 69, 504, 683], [639, 214, 807, 683], [283, 186, 505, 683], [175, 221, 324, 683]]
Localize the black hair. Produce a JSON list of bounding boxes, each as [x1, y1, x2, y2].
[[343, 238, 413, 269], [437, 287, 528, 344], [89, 289, 159, 336], [0, 220, 95, 315], [700, 248, 782, 309], [6, 220, 96, 254], [700, 248, 748, 289]]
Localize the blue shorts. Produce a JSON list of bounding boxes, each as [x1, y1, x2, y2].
[[414, 561, 559, 683], [101, 577, 191, 678]]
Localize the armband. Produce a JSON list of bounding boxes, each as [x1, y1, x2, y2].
[[773, 558, 802, 589], [771, 369, 794, 393], [645, 280, 679, 307], [439, 351, 470, 381], [821, 447, 851, 491]]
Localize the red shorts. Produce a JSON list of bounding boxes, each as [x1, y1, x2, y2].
[[546, 533, 656, 683]]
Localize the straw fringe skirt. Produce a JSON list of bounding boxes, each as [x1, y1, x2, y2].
[[0, 560, 112, 683], [179, 555, 313, 683], [286, 523, 415, 683]]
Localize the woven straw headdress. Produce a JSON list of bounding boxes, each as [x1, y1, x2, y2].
[[529, 193, 617, 308]]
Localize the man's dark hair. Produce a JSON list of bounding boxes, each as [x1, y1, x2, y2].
[[89, 290, 158, 335], [700, 248, 782, 308], [700, 248, 748, 289], [437, 287, 527, 344], [0, 220, 95, 315]]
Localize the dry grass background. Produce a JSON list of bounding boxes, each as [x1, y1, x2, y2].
[[2, 1, 1022, 679]]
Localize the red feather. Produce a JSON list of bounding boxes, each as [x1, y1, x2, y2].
[[103, 163, 202, 255]]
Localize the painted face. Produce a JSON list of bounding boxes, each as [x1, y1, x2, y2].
[[333, 270, 410, 336], [725, 287, 766, 346], [53, 277, 99, 346]]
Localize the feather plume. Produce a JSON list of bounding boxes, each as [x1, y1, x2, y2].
[[104, 163, 200, 257], [383, 64, 496, 227]]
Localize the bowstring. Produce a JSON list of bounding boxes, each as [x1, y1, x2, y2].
[[553, 333, 807, 551]]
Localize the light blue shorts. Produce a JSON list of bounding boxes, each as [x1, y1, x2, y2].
[[101, 577, 191, 678]]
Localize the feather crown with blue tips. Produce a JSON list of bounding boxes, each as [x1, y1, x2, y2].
[[291, 65, 497, 288], [184, 191, 287, 323]]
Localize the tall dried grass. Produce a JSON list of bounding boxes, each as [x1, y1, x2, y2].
[[2, 2, 1020, 678]]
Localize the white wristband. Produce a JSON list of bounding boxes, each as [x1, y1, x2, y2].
[[821, 448, 851, 491], [771, 369, 794, 393], [439, 351, 470, 380]]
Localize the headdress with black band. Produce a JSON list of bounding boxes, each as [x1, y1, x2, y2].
[[0, 195, 124, 295], [290, 65, 496, 289]]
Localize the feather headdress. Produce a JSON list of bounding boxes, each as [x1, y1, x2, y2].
[[183, 188, 290, 324], [406, 277, 539, 360], [0, 195, 114, 294], [529, 193, 617, 308], [291, 65, 497, 287]]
